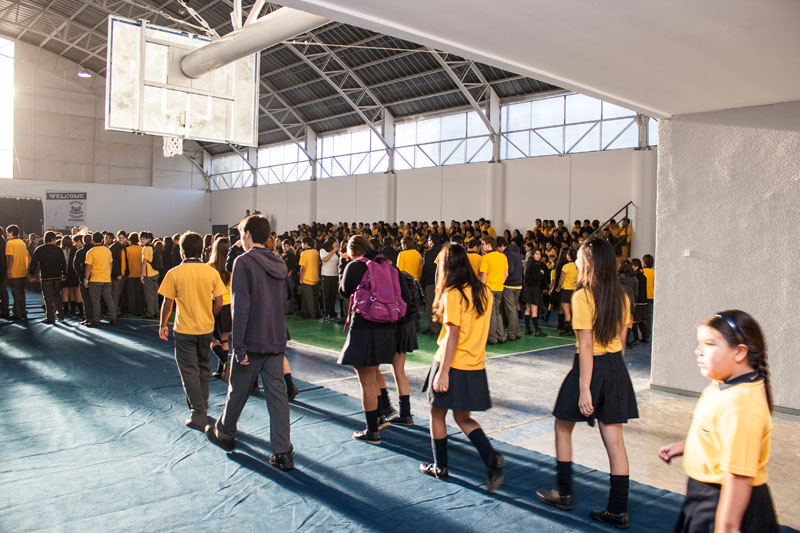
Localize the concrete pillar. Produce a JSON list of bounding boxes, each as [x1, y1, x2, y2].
[[486, 161, 505, 231], [635, 114, 650, 150], [630, 148, 657, 258], [305, 127, 317, 180], [488, 88, 501, 163], [383, 111, 395, 172], [383, 171, 397, 223]]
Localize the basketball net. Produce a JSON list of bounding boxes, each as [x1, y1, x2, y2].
[[163, 135, 183, 158]]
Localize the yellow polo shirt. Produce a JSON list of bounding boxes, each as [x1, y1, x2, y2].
[[571, 288, 630, 354], [299, 248, 321, 285], [5, 238, 29, 278], [142, 245, 159, 278], [467, 252, 482, 277], [479, 251, 508, 292], [397, 249, 423, 280], [85, 245, 112, 283], [434, 286, 492, 371], [561, 261, 578, 290], [643, 267, 655, 299], [126, 245, 142, 277], [158, 262, 226, 335], [683, 376, 771, 486]]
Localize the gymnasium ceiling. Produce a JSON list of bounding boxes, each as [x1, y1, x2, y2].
[[0, 0, 561, 155]]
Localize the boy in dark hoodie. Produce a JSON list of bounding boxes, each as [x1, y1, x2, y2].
[[206, 215, 295, 470]]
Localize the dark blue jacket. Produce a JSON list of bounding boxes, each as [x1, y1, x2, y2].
[[504, 243, 523, 287], [231, 247, 288, 361]]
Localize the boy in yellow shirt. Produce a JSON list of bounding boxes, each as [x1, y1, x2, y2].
[[4, 224, 30, 320], [84, 231, 116, 327], [397, 236, 423, 280], [479, 235, 508, 344], [298, 237, 321, 319]]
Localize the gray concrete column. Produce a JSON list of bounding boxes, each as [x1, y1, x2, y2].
[[630, 148, 657, 259]]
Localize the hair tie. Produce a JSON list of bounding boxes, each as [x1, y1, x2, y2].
[[715, 312, 745, 342]]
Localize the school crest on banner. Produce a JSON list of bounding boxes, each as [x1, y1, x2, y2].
[[47, 191, 87, 230]]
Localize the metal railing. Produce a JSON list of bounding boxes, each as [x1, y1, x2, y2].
[[591, 201, 635, 237]]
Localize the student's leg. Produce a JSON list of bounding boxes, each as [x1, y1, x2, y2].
[[537, 417, 576, 506], [390, 353, 412, 421], [111, 277, 124, 314], [173, 332, 208, 426], [454, 410, 505, 492], [424, 284, 438, 334], [503, 288, 521, 339], [422, 405, 449, 474], [9, 278, 26, 318], [89, 282, 102, 324], [597, 422, 631, 518], [216, 353, 262, 440], [41, 280, 55, 321], [259, 353, 292, 454], [354, 365, 380, 434], [102, 282, 116, 321], [375, 367, 394, 416], [490, 290, 505, 342], [0, 277, 8, 317], [524, 303, 532, 334]]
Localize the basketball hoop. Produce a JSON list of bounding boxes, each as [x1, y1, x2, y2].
[[163, 135, 183, 157]]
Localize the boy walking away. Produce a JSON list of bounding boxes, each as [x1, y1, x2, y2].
[[498, 237, 523, 341], [74, 234, 94, 325], [206, 215, 294, 470], [140, 231, 161, 319], [479, 235, 508, 345], [109, 231, 128, 315], [84, 232, 117, 327], [158, 232, 225, 431], [5, 224, 30, 321], [28, 231, 67, 324], [298, 237, 321, 319]]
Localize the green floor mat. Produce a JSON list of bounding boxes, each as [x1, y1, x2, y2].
[[285, 315, 574, 367]]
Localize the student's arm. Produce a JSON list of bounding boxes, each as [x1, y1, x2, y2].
[[159, 297, 174, 340], [298, 251, 306, 282], [141, 254, 147, 283], [6, 254, 13, 279], [27, 249, 39, 279], [84, 264, 92, 286], [715, 473, 753, 533], [212, 295, 223, 316], [577, 329, 595, 417], [433, 324, 460, 393], [658, 440, 685, 464], [503, 268, 508, 283], [231, 262, 251, 365], [479, 272, 487, 283], [58, 249, 67, 279], [558, 271, 566, 290]]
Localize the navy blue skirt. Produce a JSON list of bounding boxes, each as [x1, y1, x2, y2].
[[423, 359, 492, 412]]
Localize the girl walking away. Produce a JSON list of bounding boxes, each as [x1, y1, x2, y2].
[[537, 236, 637, 529], [207, 237, 232, 381], [659, 310, 779, 532], [420, 243, 505, 494], [523, 248, 547, 336], [338, 235, 406, 444]]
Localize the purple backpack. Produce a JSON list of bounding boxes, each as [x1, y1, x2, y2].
[[346, 254, 407, 329]]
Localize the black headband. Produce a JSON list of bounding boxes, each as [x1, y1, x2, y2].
[[715, 312, 744, 342]]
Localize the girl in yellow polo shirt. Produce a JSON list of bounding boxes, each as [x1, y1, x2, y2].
[[537, 236, 636, 529], [659, 310, 778, 532], [420, 243, 505, 494]]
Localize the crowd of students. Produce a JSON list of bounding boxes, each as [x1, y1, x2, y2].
[[0, 216, 779, 531]]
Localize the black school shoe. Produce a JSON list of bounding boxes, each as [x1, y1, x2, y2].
[[205, 425, 235, 451], [185, 419, 206, 431], [589, 509, 630, 529], [536, 489, 575, 510], [269, 452, 294, 470], [352, 429, 381, 444], [386, 414, 414, 426], [487, 451, 506, 494], [419, 462, 448, 479]]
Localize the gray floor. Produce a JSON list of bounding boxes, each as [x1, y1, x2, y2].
[[285, 339, 800, 530]]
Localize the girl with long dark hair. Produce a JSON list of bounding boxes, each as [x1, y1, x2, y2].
[[208, 237, 232, 380], [659, 311, 779, 532], [537, 236, 637, 529], [420, 243, 505, 494], [60, 235, 79, 316]]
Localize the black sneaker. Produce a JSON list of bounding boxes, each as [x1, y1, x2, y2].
[[536, 489, 575, 510], [525, 327, 533, 335], [386, 414, 414, 426], [41, 318, 55, 325], [352, 429, 381, 444], [487, 451, 506, 494], [419, 462, 448, 479], [381, 404, 398, 419], [377, 415, 391, 431], [589, 509, 630, 529], [534, 329, 547, 337], [205, 425, 235, 451], [269, 452, 295, 470]]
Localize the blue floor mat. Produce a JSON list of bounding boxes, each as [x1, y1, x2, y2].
[[0, 293, 787, 532]]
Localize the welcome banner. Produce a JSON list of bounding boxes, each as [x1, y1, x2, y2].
[[47, 191, 87, 230]]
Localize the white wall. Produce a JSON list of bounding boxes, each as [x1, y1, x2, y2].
[[12, 40, 205, 190], [0, 179, 209, 237], [652, 101, 800, 412], [213, 148, 657, 255]]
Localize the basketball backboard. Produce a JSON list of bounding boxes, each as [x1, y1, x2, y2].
[[105, 16, 259, 146]]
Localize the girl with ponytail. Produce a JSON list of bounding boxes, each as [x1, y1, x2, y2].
[[659, 310, 779, 532]]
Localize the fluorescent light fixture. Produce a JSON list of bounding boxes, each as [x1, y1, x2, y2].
[[77, 69, 91, 78]]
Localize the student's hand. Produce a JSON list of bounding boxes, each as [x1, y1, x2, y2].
[[116, 275, 121, 280], [658, 441, 685, 464], [140, 276, 144, 284], [578, 387, 594, 417], [239, 353, 250, 366], [158, 325, 169, 341], [433, 369, 449, 393]]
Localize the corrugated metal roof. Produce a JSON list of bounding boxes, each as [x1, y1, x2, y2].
[[0, 0, 561, 155]]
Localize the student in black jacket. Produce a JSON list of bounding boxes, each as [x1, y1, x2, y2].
[[0, 227, 7, 319], [29, 231, 67, 324], [421, 233, 442, 336], [523, 248, 547, 336], [109, 231, 128, 317], [73, 233, 94, 325]]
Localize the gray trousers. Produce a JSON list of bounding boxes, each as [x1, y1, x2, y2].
[[8, 277, 26, 318], [502, 287, 522, 340], [488, 290, 505, 343], [79, 283, 93, 321], [301, 282, 320, 318], [89, 281, 116, 323], [174, 331, 213, 425], [111, 277, 125, 313], [424, 284, 441, 335], [41, 279, 62, 320], [0, 277, 8, 316], [143, 275, 160, 316], [216, 352, 291, 454]]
